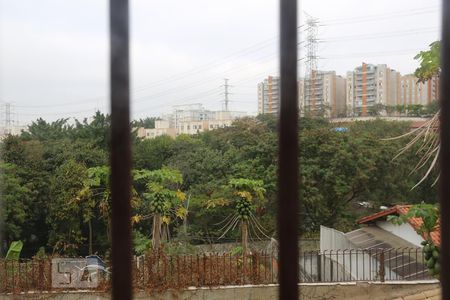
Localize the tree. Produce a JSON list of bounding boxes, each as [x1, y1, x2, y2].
[[414, 41, 440, 83], [134, 135, 174, 170], [209, 179, 267, 255], [21, 118, 72, 141], [73, 166, 110, 254], [47, 160, 88, 255], [135, 167, 187, 250], [0, 163, 31, 254], [74, 166, 142, 253], [229, 179, 266, 255], [132, 117, 158, 129], [368, 104, 385, 116], [72, 111, 111, 150]]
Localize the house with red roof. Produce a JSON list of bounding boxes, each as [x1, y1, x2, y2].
[[318, 205, 439, 281], [357, 205, 440, 247]]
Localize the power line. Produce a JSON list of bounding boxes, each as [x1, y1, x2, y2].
[[322, 48, 423, 59], [322, 8, 439, 26], [321, 27, 439, 42]]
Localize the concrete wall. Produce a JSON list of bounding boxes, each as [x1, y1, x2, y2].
[[376, 221, 423, 247], [1, 281, 440, 300], [319, 226, 397, 281], [320, 225, 354, 251]]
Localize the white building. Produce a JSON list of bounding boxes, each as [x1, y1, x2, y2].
[[136, 104, 246, 139], [0, 124, 27, 139]]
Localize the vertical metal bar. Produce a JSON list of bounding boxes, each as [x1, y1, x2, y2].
[[203, 254, 207, 285], [368, 249, 371, 281], [109, 0, 132, 298], [348, 249, 353, 279], [379, 251, 385, 283], [330, 250, 334, 282], [278, 0, 299, 297], [317, 251, 322, 282], [197, 254, 200, 286], [441, 1, 450, 297], [190, 255, 193, 285], [265, 251, 268, 282], [362, 249, 365, 281], [230, 253, 233, 284]]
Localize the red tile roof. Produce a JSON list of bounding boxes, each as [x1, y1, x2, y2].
[[357, 205, 441, 246]]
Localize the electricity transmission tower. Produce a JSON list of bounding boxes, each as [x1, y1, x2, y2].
[[304, 14, 319, 114], [0, 103, 12, 135], [223, 78, 231, 111]]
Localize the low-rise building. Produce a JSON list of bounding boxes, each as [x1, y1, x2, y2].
[[135, 120, 177, 139], [136, 104, 245, 139]]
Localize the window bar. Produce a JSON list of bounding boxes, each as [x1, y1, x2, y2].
[[278, 0, 299, 298], [440, 0, 450, 298], [109, 0, 133, 299]]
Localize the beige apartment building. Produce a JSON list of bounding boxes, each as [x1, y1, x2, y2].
[[302, 71, 346, 117], [399, 75, 439, 106], [257, 76, 280, 115], [346, 63, 401, 116], [135, 120, 177, 139], [259, 73, 345, 118]]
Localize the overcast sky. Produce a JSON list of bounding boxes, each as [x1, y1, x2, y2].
[[0, 0, 441, 125]]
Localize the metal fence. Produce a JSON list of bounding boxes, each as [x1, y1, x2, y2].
[[0, 248, 432, 294]]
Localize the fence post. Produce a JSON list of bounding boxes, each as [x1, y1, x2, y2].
[[379, 251, 385, 282], [317, 252, 322, 282], [330, 250, 334, 282], [252, 253, 257, 283]]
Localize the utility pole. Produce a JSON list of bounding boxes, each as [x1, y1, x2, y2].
[[304, 14, 319, 115]]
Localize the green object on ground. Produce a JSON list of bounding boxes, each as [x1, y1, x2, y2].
[[5, 240, 23, 260]]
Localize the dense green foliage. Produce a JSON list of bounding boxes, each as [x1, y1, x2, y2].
[[414, 41, 441, 82], [0, 113, 438, 257]]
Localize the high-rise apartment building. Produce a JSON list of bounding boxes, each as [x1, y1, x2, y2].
[[302, 71, 346, 117], [346, 63, 401, 116], [298, 78, 305, 115], [400, 75, 439, 106], [257, 76, 280, 115]]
